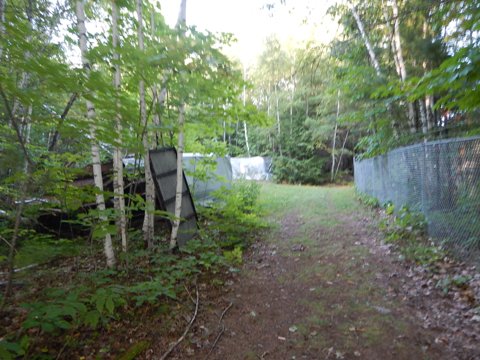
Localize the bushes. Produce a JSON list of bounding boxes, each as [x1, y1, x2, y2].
[[1, 181, 265, 358], [379, 205, 446, 266], [198, 181, 266, 248], [357, 189, 446, 266], [272, 156, 329, 185]]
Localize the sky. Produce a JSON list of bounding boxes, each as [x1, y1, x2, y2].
[[159, 0, 341, 67]]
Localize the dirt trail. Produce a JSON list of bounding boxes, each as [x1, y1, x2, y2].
[[176, 184, 476, 360]]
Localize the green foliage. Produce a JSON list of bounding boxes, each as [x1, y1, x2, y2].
[[22, 289, 88, 333], [14, 237, 227, 343], [223, 246, 243, 265], [198, 181, 265, 247], [384, 202, 395, 215], [356, 191, 380, 208], [273, 155, 329, 185], [436, 274, 472, 295], [381, 205, 445, 266], [0, 337, 29, 360]]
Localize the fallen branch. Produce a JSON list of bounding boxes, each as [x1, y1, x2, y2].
[[0, 263, 37, 276], [159, 282, 199, 360], [205, 302, 233, 359], [219, 302, 233, 323]]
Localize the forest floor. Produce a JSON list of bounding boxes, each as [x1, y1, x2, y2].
[[160, 183, 480, 360], [3, 183, 479, 359]]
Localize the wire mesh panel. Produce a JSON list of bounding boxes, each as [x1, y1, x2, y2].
[[354, 136, 480, 259], [150, 148, 198, 246]]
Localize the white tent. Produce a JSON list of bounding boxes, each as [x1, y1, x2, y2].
[[230, 157, 272, 180]]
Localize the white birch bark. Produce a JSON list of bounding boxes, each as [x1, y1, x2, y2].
[[170, 0, 187, 249], [349, 3, 382, 77], [242, 64, 250, 157], [111, 0, 127, 252], [150, 12, 164, 147], [170, 104, 185, 248], [350, 2, 399, 136], [425, 95, 435, 130], [136, 0, 155, 248], [274, 84, 282, 156], [76, 0, 115, 267], [331, 90, 340, 182], [381, 0, 401, 77], [418, 99, 428, 135], [335, 129, 350, 180]]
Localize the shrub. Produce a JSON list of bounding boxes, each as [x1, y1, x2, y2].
[[198, 181, 265, 248]]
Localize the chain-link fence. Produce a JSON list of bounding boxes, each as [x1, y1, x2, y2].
[[354, 136, 480, 259]]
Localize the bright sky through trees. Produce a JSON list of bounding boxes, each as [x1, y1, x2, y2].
[[159, 0, 340, 65]]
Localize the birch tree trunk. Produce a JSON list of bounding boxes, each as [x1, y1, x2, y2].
[[76, 0, 115, 267], [150, 13, 164, 148], [349, 2, 399, 136], [274, 84, 282, 156], [111, 0, 127, 252], [170, 0, 187, 250], [391, 0, 417, 134], [331, 90, 340, 182], [170, 104, 185, 248], [242, 64, 250, 157], [418, 99, 428, 135], [335, 129, 350, 180], [136, 0, 155, 248], [349, 3, 382, 77]]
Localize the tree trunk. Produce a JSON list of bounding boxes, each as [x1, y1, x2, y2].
[[350, 2, 399, 136], [111, 0, 127, 252], [1, 108, 31, 308], [76, 0, 115, 268], [349, 3, 382, 77], [425, 95, 435, 130], [335, 129, 350, 180], [391, 0, 417, 133], [136, 0, 155, 249], [170, 0, 187, 250], [1, 194, 25, 309], [150, 12, 164, 148], [419, 99, 428, 135], [274, 84, 282, 156], [242, 64, 250, 157], [331, 90, 340, 182], [170, 104, 185, 249], [48, 93, 78, 152], [290, 67, 295, 136]]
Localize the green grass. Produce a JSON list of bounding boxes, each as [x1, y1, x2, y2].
[[259, 183, 421, 357], [259, 183, 362, 225]]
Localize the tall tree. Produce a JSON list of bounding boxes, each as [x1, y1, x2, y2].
[[391, 0, 417, 134], [136, 0, 155, 249], [111, 0, 127, 252], [170, 0, 187, 250], [76, 0, 115, 267]]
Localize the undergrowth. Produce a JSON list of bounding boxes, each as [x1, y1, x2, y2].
[[0, 181, 265, 359], [356, 191, 446, 266], [197, 181, 267, 248]]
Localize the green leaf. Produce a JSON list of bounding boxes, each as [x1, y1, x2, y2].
[[105, 295, 115, 315], [84, 310, 101, 328]]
